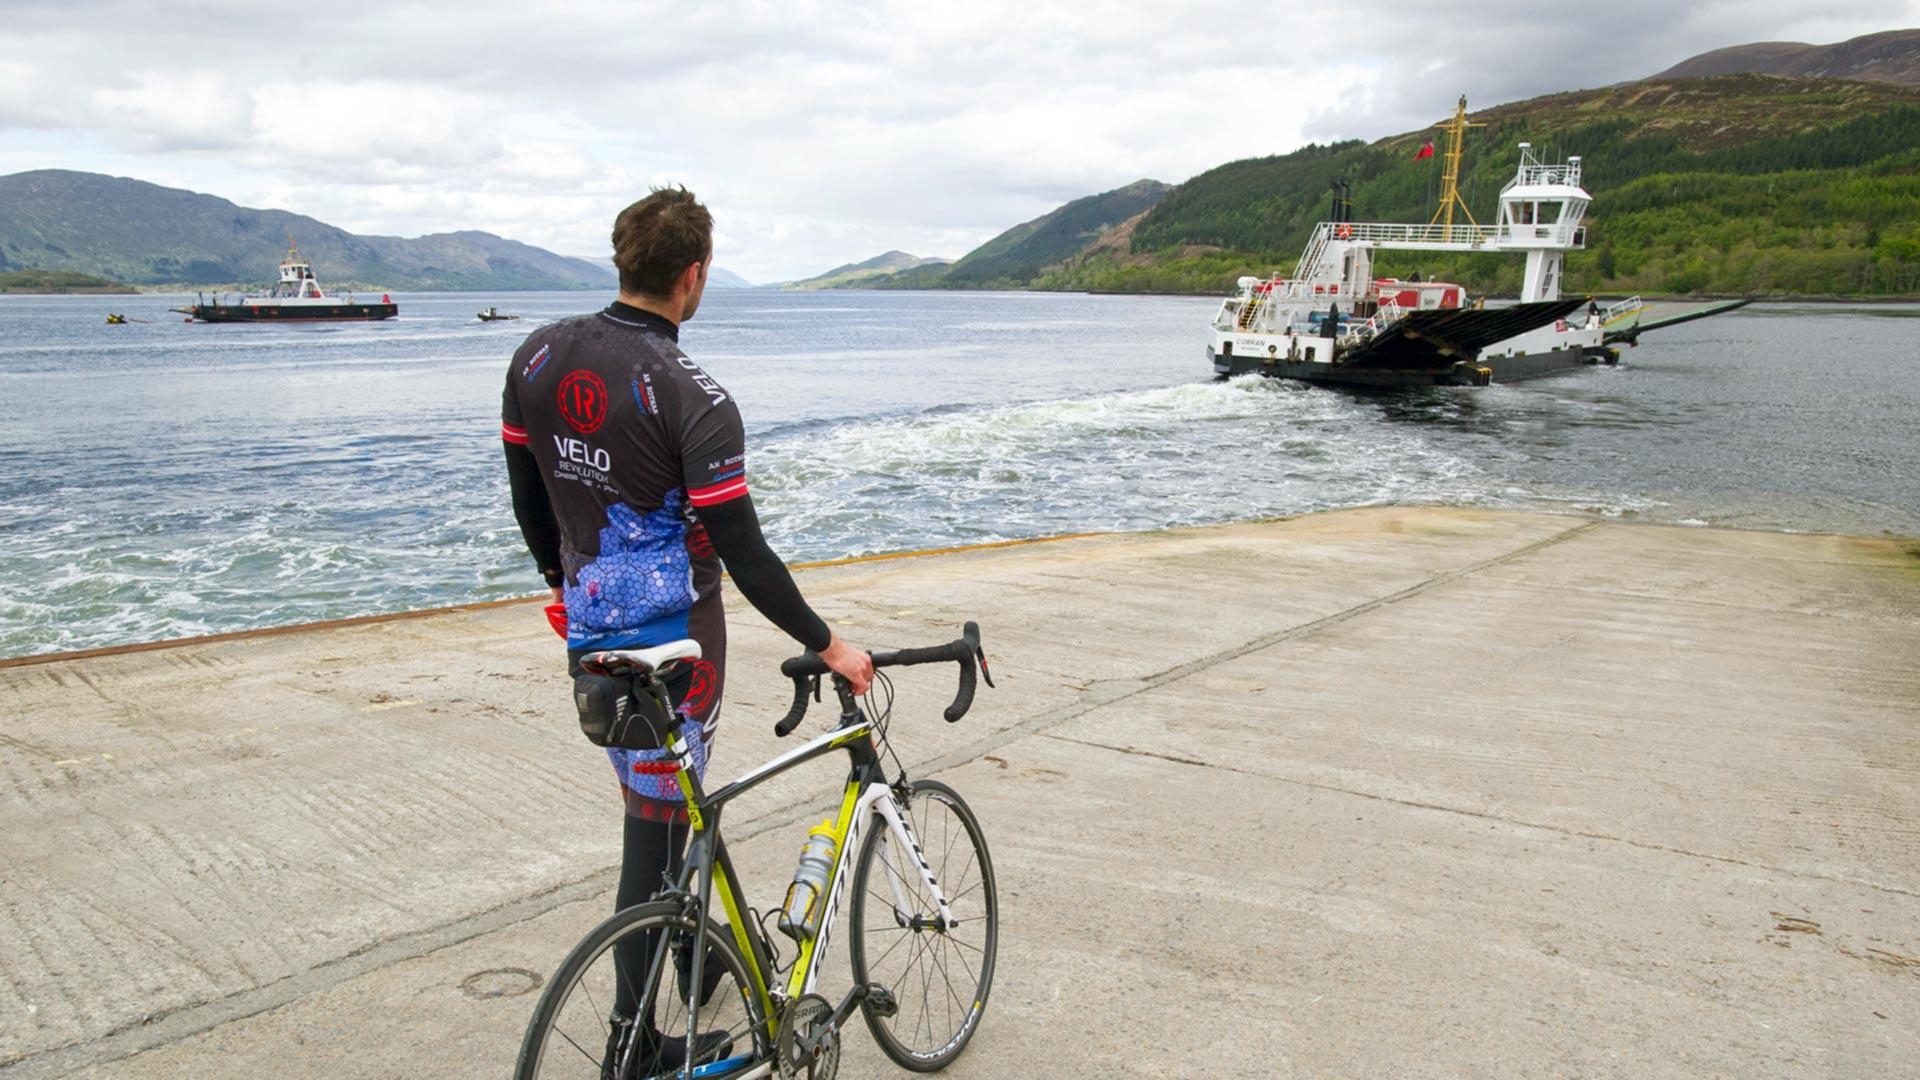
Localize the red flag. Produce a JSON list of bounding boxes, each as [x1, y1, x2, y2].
[[1414, 140, 1435, 161]]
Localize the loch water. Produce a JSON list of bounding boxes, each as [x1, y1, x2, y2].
[[1, 289, 1914, 657]]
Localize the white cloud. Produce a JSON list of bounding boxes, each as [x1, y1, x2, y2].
[[3, 0, 1918, 281]]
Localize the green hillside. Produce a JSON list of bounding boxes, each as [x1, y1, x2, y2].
[[0, 171, 619, 291], [0, 269, 135, 294], [852, 179, 1170, 289], [1032, 75, 1920, 297]]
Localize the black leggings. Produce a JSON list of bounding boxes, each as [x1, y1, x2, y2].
[[612, 813, 689, 1021]]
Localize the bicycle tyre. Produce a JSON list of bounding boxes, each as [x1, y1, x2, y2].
[[516, 899, 768, 1079], [849, 779, 998, 1071]]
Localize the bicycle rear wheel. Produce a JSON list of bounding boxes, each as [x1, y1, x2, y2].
[[849, 779, 998, 1071], [516, 900, 768, 1079]]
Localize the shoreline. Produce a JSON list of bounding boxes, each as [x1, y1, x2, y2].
[[4, 509, 1913, 669]]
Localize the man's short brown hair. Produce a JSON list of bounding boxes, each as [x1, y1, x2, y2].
[[611, 186, 713, 298]]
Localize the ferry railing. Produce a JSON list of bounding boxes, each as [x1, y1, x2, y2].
[[1319, 220, 1503, 247], [1293, 225, 1332, 281], [1501, 162, 1582, 191], [1600, 296, 1645, 327], [1315, 219, 1585, 250], [1337, 298, 1406, 349]]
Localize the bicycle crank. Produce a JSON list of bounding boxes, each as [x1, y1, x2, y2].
[[775, 993, 840, 1080]]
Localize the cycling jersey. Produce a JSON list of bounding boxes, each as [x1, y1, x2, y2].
[[503, 301, 827, 822], [504, 303, 746, 647]]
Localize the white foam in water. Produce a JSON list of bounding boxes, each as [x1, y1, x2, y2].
[[750, 377, 1499, 558], [3, 292, 1912, 658]]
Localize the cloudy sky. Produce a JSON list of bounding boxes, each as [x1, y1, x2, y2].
[[2, 1, 1914, 282]]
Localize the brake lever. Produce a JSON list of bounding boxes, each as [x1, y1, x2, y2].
[[975, 644, 995, 689]]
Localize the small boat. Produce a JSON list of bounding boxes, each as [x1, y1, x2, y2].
[[477, 307, 521, 322], [171, 236, 397, 322], [106, 313, 126, 325]]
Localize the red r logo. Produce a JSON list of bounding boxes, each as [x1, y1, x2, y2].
[[680, 659, 718, 719], [557, 370, 608, 434]]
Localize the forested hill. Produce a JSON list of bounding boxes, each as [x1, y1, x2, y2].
[[0, 171, 618, 291], [873, 75, 1920, 298]]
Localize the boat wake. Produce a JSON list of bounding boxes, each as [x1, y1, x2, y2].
[[750, 377, 1550, 559]]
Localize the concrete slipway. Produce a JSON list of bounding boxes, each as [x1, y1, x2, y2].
[[2, 507, 1917, 1079]]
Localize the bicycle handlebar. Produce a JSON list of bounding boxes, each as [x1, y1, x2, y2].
[[775, 621, 991, 736]]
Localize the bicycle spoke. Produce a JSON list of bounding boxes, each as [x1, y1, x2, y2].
[[943, 933, 986, 958], [554, 1024, 600, 1069]]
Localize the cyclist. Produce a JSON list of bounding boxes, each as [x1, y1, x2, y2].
[[501, 185, 872, 1071]]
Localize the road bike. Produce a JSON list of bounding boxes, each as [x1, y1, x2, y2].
[[515, 623, 999, 1079]]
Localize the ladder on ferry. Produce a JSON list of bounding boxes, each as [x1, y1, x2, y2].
[[1293, 224, 1332, 286], [1236, 292, 1264, 330]]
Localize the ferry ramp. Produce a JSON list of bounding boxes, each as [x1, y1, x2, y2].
[[1, 507, 1916, 1078]]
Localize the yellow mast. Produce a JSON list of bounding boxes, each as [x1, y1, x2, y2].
[[1429, 95, 1484, 240]]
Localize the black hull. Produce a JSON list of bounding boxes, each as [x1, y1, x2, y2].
[[183, 303, 397, 323], [1210, 297, 1598, 387], [1214, 344, 1617, 387]]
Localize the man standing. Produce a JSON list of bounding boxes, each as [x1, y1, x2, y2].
[[502, 186, 871, 1069]]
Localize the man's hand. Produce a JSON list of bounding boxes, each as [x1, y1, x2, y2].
[[819, 633, 874, 695], [550, 586, 564, 604]]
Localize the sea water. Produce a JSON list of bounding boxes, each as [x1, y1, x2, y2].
[[0, 290, 1914, 658]]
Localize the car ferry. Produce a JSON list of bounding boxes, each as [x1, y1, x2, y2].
[[1209, 97, 1630, 387], [174, 238, 396, 322]]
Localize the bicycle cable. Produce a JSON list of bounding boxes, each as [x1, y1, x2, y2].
[[861, 669, 907, 780]]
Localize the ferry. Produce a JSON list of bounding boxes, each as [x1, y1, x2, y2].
[[1207, 98, 1727, 387], [173, 238, 397, 322]]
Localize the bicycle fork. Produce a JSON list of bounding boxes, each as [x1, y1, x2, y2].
[[872, 787, 960, 933]]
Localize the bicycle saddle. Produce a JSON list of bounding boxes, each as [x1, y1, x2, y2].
[[580, 639, 703, 678]]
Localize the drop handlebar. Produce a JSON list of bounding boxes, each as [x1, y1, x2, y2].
[[775, 621, 992, 736]]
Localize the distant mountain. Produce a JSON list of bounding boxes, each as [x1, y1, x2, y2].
[[848, 180, 1172, 290], [1654, 29, 1920, 87], [707, 266, 754, 289], [783, 250, 949, 290], [0, 170, 619, 291]]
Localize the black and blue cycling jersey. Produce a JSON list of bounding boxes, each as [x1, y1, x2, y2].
[[503, 301, 830, 821]]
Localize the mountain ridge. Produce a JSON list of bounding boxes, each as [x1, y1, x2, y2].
[[1654, 29, 1920, 86], [783, 250, 950, 290], [0, 170, 619, 291], [843, 179, 1171, 290]]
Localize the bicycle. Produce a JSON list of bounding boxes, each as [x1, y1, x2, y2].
[[516, 622, 1000, 1080]]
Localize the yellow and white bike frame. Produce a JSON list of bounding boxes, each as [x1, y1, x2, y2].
[[661, 715, 957, 1037]]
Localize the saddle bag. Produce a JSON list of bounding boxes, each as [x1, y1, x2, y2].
[[572, 671, 676, 750]]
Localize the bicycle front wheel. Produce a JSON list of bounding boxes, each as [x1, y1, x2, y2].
[[849, 779, 998, 1071], [516, 900, 768, 1080]]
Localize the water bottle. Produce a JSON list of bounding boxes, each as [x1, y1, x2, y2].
[[777, 821, 838, 941]]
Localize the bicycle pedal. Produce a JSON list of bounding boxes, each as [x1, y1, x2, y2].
[[864, 984, 898, 1018]]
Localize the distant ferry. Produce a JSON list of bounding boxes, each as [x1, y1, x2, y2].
[[173, 238, 396, 322]]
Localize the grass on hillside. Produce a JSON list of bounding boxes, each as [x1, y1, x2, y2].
[[0, 269, 136, 294]]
